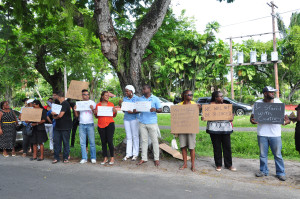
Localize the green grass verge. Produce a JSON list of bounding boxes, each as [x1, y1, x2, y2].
[[44, 127, 300, 161]]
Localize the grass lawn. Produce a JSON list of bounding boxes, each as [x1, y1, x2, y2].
[[44, 127, 300, 161], [110, 113, 296, 129]]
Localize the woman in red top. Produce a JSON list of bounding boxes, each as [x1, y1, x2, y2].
[[94, 91, 117, 165]]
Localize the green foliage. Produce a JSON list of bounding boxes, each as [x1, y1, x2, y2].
[[109, 97, 122, 106]]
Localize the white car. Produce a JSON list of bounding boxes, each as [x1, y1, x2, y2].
[[158, 97, 174, 113]]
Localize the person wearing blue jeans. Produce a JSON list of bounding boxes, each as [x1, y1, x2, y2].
[[250, 86, 290, 181], [51, 91, 73, 163], [74, 89, 97, 164]]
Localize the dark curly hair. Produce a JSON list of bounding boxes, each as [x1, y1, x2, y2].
[[0, 101, 8, 109], [211, 91, 221, 103]]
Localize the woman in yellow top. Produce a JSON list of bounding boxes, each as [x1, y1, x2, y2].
[[178, 90, 201, 172]]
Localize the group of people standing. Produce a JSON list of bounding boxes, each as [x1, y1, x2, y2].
[[0, 85, 299, 182]]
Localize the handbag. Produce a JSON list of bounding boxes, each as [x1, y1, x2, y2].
[[25, 124, 33, 136]]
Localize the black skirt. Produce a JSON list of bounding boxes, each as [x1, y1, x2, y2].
[[30, 128, 48, 145]]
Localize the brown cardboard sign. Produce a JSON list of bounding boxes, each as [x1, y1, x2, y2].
[[202, 104, 233, 121], [159, 143, 190, 160], [66, 80, 89, 100], [21, 108, 42, 122], [170, 104, 199, 134]]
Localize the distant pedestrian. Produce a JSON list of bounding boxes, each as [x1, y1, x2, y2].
[[178, 90, 201, 172], [120, 85, 139, 161], [136, 85, 162, 167], [51, 91, 73, 164], [74, 89, 97, 164], [94, 91, 117, 165], [250, 86, 290, 181], [203, 91, 236, 172], [29, 100, 48, 161], [0, 101, 18, 157]]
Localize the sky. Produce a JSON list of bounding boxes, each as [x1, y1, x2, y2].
[[171, 0, 300, 43]]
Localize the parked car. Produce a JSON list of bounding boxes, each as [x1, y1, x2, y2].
[[196, 97, 253, 116], [158, 97, 174, 113]]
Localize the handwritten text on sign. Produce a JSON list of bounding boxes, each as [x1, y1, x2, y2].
[[202, 104, 233, 121], [170, 104, 199, 134], [21, 108, 43, 122], [253, 102, 285, 124]]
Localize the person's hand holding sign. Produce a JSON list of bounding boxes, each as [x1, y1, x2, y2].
[[150, 108, 156, 112]]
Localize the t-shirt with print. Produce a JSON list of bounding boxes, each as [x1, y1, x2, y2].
[[55, 100, 73, 130], [78, 100, 96, 124], [252, 98, 284, 137]]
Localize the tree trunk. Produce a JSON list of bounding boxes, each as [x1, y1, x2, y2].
[[288, 82, 300, 102], [34, 45, 64, 92], [94, 0, 171, 95]]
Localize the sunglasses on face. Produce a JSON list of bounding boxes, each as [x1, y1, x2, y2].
[[185, 94, 193, 97], [82, 94, 89, 96]]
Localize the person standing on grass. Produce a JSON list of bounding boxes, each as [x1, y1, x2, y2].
[[74, 89, 97, 164], [120, 85, 139, 161], [178, 90, 201, 172], [19, 99, 34, 157], [0, 101, 18, 157], [202, 91, 236, 172], [289, 104, 300, 154], [51, 91, 73, 164], [136, 85, 162, 167], [94, 91, 117, 165], [250, 86, 290, 181], [29, 100, 48, 161]]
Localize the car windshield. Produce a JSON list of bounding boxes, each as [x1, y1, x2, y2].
[[159, 97, 169, 102], [226, 98, 239, 103]]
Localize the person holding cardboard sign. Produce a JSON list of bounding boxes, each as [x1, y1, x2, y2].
[[120, 85, 139, 161], [202, 91, 236, 172], [250, 86, 290, 181], [0, 101, 18, 157], [94, 91, 117, 165], [29, 100, 48, 161], [178, 90, 201, 172]]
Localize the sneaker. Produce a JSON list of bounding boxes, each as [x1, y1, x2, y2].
[[80, 159, 87, 164], [91, 159, 96, 164], [216, 166, 222, 172], [276, 175, 287, 181], [122, 156, 130, 161], [132, 156, 137, 161], [255, 171, 267, 177]]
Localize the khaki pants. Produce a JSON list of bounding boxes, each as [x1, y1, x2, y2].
[[139, 123, 159, 161]]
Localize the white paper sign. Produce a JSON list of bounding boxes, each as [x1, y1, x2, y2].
[[52, 104, 62, 115], [121, 102, 136, 112], [76, 101, 92, 111], [135, 101, 151, 112], [97, 106, 113, 116]]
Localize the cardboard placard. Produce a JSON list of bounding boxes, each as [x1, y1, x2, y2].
[[159, 143, 190, 160], [170, 104, 199, 134], [21, 108, 42, 122], [253, 102, 285, 124], [66, 80, 89, 100], [202, 104, 233, 121]]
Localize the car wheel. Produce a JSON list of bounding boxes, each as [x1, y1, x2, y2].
[[235, 108, 245, 116], [162, 106, 170, 113]]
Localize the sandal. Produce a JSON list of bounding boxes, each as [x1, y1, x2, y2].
[[63, 159, 69, 163], [52, 159, 59, 164], [37, 158, 44, 161], [3, 154, 9, 157]]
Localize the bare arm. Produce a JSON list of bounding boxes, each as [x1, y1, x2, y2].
[[0, 112, 3, 135], [250, 114, 258, 124]]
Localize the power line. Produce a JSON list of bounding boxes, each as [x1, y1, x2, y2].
[[220, 8, 300, 28]]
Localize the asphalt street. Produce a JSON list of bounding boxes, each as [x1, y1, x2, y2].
[[1, 157, 299, 199]]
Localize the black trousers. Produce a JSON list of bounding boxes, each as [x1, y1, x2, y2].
[[210, 133, 232, 168], [98, 123, 115, 157], [70, 117, 88, 147]]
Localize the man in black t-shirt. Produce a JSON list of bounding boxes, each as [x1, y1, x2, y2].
[[51, 91, 73, 163]]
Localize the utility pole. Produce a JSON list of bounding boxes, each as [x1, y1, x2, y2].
[[230, 37, 234, 99], [268, 1, 279, 98], [64, 66, 68, 97]]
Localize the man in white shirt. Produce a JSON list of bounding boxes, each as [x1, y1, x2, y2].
[[250, 86, 290, 181], [74, 89, 97, 164]]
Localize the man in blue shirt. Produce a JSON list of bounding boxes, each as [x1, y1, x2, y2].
[[137, 85, 162, 166]]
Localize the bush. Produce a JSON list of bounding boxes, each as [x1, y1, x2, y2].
[[109, 97, 122, 106]]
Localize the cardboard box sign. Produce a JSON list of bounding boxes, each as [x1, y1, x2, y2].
[[253, 102, 285, 124], [159, 143, 190, 160], [170, 104, 199, 134], [21, 108, 43, 122], [202, 104, 233, 121], [66, 80, 89, 100]]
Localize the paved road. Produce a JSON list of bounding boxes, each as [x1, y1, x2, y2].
[[115, 124, 295, 132], [1, 157, 299, 199]]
